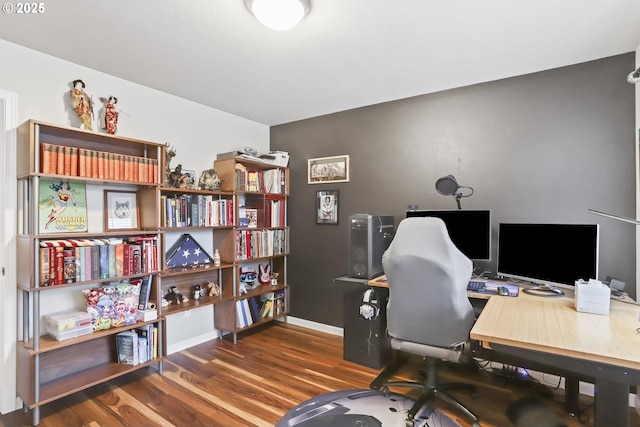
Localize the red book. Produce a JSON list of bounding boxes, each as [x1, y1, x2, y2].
[[54, 246, 64, 285], [108, 153, 115, 180], [63, 146, 72, 175]]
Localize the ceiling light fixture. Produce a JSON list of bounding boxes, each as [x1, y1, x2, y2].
[[245, 0, 311, 31], [627, 67, 640, 84]]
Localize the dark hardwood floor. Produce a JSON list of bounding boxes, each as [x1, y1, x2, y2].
[[2, 322, 640, 427]]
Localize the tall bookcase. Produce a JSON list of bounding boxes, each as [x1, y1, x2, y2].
[[15, 120, 165, 426], [213, 157, 289, 343]]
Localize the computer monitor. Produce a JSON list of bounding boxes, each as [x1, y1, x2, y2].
[[497, 223, 599, 289], [405, 209, 491, 261]]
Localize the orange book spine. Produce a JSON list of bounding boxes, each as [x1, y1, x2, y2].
[[107, 153, 115, 180], [78, 148, 86, 177], [63, 146, 72, 175], [124, 155, 131, 181], [119, 155, 126, 181], [56, 145, 64, 175], [133, 157, 140, 182], [70, 147, 79, 176], [114, 154, 121, 181], [91, 150, 99, 178], [40, 143, 52, 174], [97, 151, 105, 179], [86, 149, 94, 178], [151, 159, 158, 183]]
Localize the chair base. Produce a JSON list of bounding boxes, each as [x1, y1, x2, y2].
[[371, 355, 481, 427]]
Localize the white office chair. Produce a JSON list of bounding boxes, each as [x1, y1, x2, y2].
[[370, 217, 480, 427]]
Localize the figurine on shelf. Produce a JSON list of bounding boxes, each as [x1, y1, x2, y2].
[[259, 264, 271, 286], [100, 95, 119, 135], [198, 168, 222, 191], [165, 144, 176, 186], [270, 272, 279, 288], [207, 281, 220, 297], [239, 266, 258, 295], [193, 284, 202, 300], [165, 286, 189, 305], [167, 164, 184, 188], [70, 79, 94, 130]]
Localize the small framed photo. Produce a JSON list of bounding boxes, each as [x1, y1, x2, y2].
[[308, 155, 350, 184], [104, 190, 139, 231], [316, 190, 339, 224], [181, 169, 196, 189]]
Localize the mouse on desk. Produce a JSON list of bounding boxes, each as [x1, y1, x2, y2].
[[497, 286, 510, 296]]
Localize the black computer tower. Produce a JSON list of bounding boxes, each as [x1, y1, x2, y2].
[[343, 285, 391, 369], [348, 214, 394, 279]]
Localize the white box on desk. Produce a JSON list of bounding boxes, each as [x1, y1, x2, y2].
[[574, 279, 610, 315]]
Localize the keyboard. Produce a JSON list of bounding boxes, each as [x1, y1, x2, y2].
[[467, 280, 486, 291]]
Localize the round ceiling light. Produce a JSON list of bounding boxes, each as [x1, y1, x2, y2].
[[245, 0, 311, 31]]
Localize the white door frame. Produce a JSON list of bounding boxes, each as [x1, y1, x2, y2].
[[0, 89, 19, 413]]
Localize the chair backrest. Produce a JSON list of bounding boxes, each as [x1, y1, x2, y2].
[[383, 217, 475, 348]]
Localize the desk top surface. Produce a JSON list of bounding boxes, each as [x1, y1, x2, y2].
[[470, 289, 640, 370], [370, 275, 640, 370]]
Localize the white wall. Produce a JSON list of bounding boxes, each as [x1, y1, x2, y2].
[[0, 39, 270, 412]]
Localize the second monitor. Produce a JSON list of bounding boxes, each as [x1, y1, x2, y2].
[[405, 209, 491, 261]]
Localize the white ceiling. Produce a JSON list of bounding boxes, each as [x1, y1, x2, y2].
[[1, 0, 639, 126]]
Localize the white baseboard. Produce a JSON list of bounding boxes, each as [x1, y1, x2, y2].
[[167, 330, 221, 355], [284, 316, 343, 337]]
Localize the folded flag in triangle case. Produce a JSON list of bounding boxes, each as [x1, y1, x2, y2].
[[165, 234, 213, 268]]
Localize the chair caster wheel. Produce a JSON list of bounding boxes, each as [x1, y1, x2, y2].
[[381, 386, 390, 396]]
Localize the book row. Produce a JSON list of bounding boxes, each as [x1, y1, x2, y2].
[[234, 228, 288, 261], [39, 237, 158, 286], [238, 197, 285, 228], [115, 324, 158, 365], [40, 142, 159, 184], [234, 167, 286, 194], [160, 194, 234, 228], [235, 291, 286, 328]]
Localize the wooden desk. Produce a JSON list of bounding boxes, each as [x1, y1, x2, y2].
[[471, 289, 640, 427]]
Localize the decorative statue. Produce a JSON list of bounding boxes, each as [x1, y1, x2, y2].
[[165, 144, 176, 187], [70, 79, 94, 130], [198, 169, 222, 191], [164, 286, 189, 305], [168, 164, 184, 188], [207, 281, 220, 297], [100, 96, 119, 135]]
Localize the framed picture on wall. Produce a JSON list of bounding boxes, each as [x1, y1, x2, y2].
[[316, 190, 339, 224], [104, 190, 140, 231], [308, 155, 350, 184]]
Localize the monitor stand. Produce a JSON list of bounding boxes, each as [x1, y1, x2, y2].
[[523, 284, 565, 297]]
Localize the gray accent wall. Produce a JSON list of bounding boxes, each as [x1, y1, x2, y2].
[[271, 53, 636, 328]]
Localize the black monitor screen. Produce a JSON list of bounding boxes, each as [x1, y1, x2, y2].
[[405, 210, 491, 260], [497, 223, 599, 288]]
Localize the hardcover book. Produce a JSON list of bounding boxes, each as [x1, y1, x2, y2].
[[38, 178, 88, 234]]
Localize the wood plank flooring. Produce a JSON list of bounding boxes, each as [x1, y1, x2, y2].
[[2, 322, 640, 427]]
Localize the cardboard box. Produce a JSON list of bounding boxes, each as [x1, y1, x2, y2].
[[574, 279, 610, 315], [260, 151, 290, 167]]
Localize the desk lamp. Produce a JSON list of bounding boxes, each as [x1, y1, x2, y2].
[[435, 175, 474, 209]]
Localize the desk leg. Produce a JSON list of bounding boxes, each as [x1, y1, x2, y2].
[[564, 376, 580, 416], [595, 379, 628, 427]]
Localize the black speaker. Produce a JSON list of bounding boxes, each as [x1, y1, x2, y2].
[[343, 285, 391, 369], [348, 214, 394, 279]]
